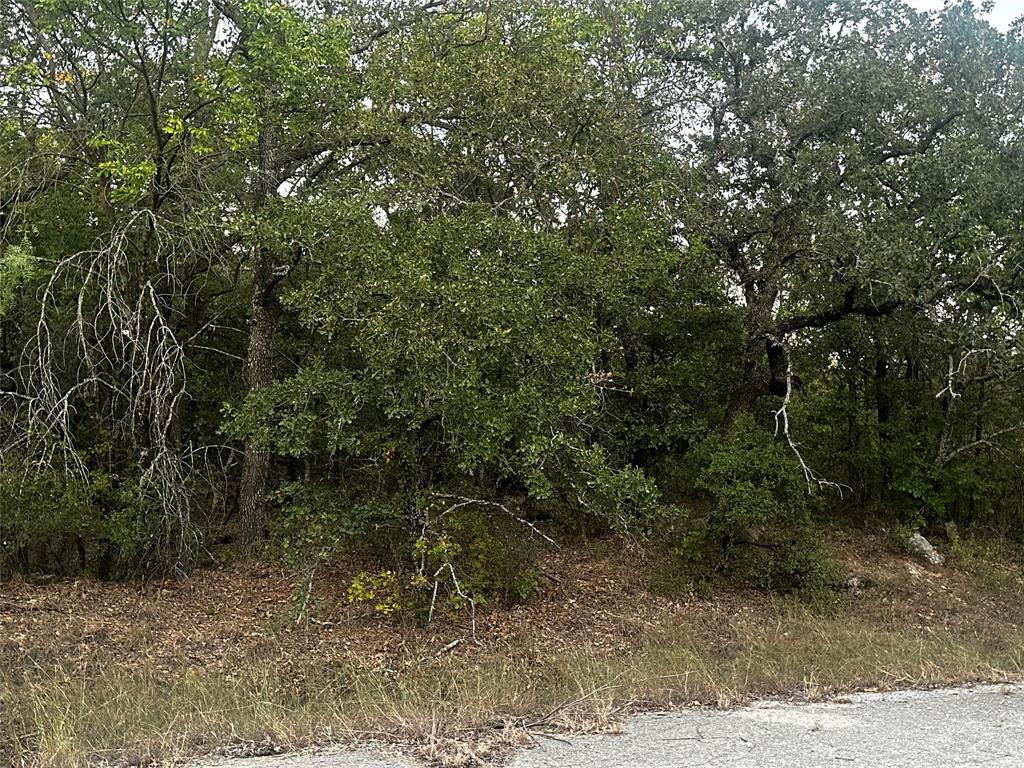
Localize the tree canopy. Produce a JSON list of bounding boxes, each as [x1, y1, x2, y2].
[[1, 0, 1021, 596]]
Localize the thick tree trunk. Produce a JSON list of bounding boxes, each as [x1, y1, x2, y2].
[[725, 286, 780, 421], [238, 118, 278, 552], [238, 274, 278, 550]]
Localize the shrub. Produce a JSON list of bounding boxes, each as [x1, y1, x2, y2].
[[275, 485, 546, 622], [0, 464, 195, 579], [659, 415, 832, 594], [0, 469, 97, 576], [424, 503, 542, 610]]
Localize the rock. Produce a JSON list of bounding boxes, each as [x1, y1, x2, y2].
[[907, 532, 945, 566], [844, 575, 867, 595], [944, 520, 960, 543]]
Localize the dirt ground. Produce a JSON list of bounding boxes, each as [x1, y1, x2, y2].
[[2, 526, 1021, 678]]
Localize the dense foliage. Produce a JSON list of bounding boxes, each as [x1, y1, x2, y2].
[[1, 0, 1021, 599]]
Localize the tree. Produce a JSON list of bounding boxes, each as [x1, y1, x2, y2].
[[0, 0, 233, 572], [223, 0, 689, 573], [211, 0, 470, 551], [644, 0, 1023, 486], [1, 0, 1021, 579]]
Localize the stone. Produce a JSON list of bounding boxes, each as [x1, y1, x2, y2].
[[844, 575, 866, 595], [907, 532, 945, 566]]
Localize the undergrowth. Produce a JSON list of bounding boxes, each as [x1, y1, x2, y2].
[[3, 600, 1022, 767]]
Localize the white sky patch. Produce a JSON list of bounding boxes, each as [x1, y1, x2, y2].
[[907, 0, 1020, 30]]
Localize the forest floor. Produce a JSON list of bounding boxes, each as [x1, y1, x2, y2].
[[2, 525, 1023, 768]]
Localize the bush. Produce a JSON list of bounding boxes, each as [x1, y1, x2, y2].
[[0, 469, 97, 576], [273, 484, 546, 622], [426, 503, 542, 609], [656, 415, 832, 594], [347, 499, 544, 623], [0, 465, 195, 579]]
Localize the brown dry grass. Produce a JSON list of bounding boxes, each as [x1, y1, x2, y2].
[[2, 527, 1023, 767]]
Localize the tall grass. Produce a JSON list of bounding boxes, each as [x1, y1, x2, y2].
[[4, 602, 1022, 767]]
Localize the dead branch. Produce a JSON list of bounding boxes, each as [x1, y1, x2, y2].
[[430, 493, 557, 545], [769, 335, 850, 496]]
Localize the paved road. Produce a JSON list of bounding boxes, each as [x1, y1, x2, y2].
[[514, 684, 1024, 768], [199, 684, 1024, 767]]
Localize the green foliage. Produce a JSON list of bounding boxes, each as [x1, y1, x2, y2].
[[86, 133, 157, 205], [694, 414, 812, 539], [0, 239, 37, 316], [343, 505, 543, 621], [418, 505, 542, 610], [0, 469, 96, 575], [654, 414, 833, 594], [267, 483, 407, 566], [0, 0, 1021, 587], [347, 570, 401, 616], [0, 464, 192, 578]]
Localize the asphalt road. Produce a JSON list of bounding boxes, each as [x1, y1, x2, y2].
[[199, 684, 1024, 768]]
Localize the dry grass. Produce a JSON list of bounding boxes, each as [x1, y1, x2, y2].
[[2, 529, 1023, 767]]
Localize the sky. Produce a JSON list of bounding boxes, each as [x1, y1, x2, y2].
[[907, 0, 1022, 30]]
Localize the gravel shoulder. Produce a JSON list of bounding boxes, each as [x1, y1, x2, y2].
[[194, 683, 1024, 768], [512, 684, 1024, 768]]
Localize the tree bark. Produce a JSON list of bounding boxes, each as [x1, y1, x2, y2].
[[238, 118, 279, 552], [725, 285, 779, 420], [238, 278, 277, 549]]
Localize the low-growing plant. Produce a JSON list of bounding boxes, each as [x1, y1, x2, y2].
[[0, 464, 190, 578], [347, 569, 402, 616], [653, 415, 833, 595]]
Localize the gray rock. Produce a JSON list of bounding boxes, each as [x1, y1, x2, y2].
[[907, 532, 945, 565], [843, 575, 866, 595]]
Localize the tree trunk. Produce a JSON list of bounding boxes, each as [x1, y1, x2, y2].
[[238, 281, 277, 550], [238, 117, 278, 553], [725, 286, 779, 420]]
